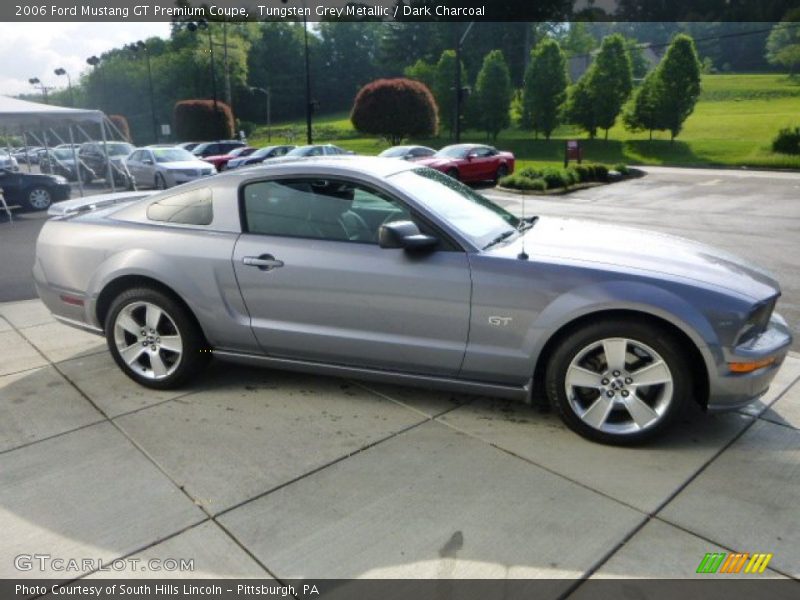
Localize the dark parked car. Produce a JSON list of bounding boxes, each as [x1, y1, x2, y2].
[[226, 145, 296, 169], [78, 141, 135, 186], [0, 168, 71, 211], [415, 144, 515, 183], [378, 145, 436, 161], [39, 148, 80, 181], [192, 141, 246, 158]]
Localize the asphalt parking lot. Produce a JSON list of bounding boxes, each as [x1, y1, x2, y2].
[[1, 167, 799, 587]]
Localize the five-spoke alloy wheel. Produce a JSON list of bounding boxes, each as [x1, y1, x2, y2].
[[105, 287, 208, 389], [546, 319, 690, 444]]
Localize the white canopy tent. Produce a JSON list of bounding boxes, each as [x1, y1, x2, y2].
[[0, 96, 128, 205]]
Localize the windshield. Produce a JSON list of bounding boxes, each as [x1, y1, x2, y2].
[[107, 143, 134, 156], [251, 147, 275, 158], [52, 149, 74, 160], [390, 168, 519, 249], [380, 147, 409, 157], [286, 146, 311, 156], [435, 145, 470, 158], [153, 148, 196, 163]]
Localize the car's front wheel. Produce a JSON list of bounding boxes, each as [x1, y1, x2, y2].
[[105, 287, 209, 389], [24, 187, 53, 211], [545, 319, 690, 445]]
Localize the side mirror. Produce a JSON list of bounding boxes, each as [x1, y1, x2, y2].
[[379, 221, 438, 250], [467, 152, 478, 160]]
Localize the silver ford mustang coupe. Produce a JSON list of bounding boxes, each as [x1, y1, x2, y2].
[[35, 157, 792, 444]]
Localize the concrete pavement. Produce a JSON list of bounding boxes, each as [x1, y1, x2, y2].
[[1, 299, 798, 587]]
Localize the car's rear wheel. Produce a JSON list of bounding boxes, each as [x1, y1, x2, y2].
[[105, 287, 209, 389], [155, 173, 167, 190], [545, 319, 690, 445], [24, 187, 53, 211], [495, 164, 509, 182], [446, 168, 460, 181]]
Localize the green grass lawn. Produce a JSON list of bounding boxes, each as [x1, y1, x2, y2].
[[249, 74, 800, 170]]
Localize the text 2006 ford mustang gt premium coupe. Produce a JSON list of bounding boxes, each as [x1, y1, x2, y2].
[[35, 157, 792, 444]]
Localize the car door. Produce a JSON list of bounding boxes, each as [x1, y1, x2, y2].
[[126, 150, 142, 182], [232, 176, 472, 376]]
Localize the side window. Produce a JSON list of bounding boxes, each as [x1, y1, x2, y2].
[[242, 179, 412, 243], [147, 187, 213, 225], [130, 151, 142, 162], [475, 147, 493, 158], [308, 147, 323, 157]]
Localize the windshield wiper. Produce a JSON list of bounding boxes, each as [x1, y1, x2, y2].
[[483, 229, 517, 250], [517, 216, 539, 232]]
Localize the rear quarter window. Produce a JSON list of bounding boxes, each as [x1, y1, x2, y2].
[[146, 188, 213, 225]]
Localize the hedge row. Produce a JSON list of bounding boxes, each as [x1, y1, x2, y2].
[[500, 163, 616, 191]]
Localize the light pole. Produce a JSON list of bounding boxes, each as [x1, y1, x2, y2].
[[187, 20, 218, 112], [250, 86, 271, 141], [53, 68, 74, 106], [28, 77, 52, 104], [453, 22, 475, 143], [86, 55, 106, 111], [281, 0, 313, 144], [127, 41, 159, 143]]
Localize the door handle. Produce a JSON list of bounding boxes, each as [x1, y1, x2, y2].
[[243, 254, 284, 271]]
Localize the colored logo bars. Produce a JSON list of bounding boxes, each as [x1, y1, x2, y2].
[[696, 552, 773, 574]]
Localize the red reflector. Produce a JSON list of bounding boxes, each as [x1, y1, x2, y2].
[[59, 294, 84, 306]]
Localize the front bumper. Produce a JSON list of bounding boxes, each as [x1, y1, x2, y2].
[[707, 312, 793, 411]]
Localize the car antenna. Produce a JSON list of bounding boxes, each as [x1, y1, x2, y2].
[[518, 193, 529, 260]]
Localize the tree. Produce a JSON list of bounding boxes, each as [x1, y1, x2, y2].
[[522, 38, 568, 140], [766, 9, 800, 76], [404, 59, 437, 90], [174, 100, 235, 140], [589, 34, 633, 139], [622, 70, 664, 140], [656, 33, 702, 140], [432, 50, 465, 137], [564, 76, 597, 138], [472, 50, 513, 141], [350, 78, 438, 144]]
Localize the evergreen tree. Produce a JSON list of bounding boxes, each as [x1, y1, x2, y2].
[[473, 50, 513, 141], [432, 50, 465, 137], [656, 33, 702, 140], [622, 70, 663, 140], [590, 34, 633, 139], [522, 38, 568, 140], [564, 76, 597, 138]]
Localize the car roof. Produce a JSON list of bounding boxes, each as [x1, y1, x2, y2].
[[209, 155, 419, 181]]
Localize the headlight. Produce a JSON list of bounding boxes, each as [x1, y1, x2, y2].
[[736, 296, 777, 346], [52, 176, 69, 184]]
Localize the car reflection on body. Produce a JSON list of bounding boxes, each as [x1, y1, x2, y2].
[[125, 146, 216, 189]]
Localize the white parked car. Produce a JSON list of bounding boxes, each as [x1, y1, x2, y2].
[[125, 147, 216, 190], [0, 152, 20, 171]]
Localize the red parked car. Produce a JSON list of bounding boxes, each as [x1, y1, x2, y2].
[[203, 146, 256, 171], [415, 144, 515, 183]]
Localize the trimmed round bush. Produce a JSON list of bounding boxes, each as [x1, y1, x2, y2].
[[174, 100, 235, 141], [500, 174, 546, 191], [613, 163, 630, 176], [351, 78, 438, 144], [108, 115, 131, 142]]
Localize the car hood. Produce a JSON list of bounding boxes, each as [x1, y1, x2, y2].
[[415, 157, 455, 168], [495, 217, 780, 300]]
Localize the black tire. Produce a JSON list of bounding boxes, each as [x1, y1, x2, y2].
[[104, 287, 209, 390], [155, 173, 167, 190], [24, 187, 53, 211], [446, 168, 460, 181], [545, 319, 691, 445], [495, 164, 509, 183]]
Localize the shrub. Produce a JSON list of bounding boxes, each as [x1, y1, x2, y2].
[[613, 163, 630, 176], [500, 174, 546, 191], [351, 78, 438, 145], [108, 115, 131, 141], [541, 167, 570, 189], [237, 119, 257, 138], [518, 166, 542, 179], [574, 164, 591, 182], [772, 127, 800, 155], [587, 163, 609, 181], [174, 100, 235, 141], [564, 167, 580, 186]]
